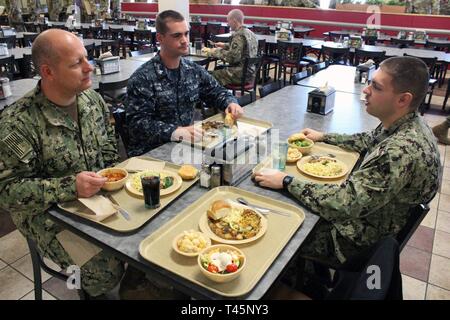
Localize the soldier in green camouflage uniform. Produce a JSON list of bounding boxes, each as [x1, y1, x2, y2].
[[208, 9, 258, 86], [255, 57, 441, 267], [125, 10, 242, 156], [0, 30, 124, 297]]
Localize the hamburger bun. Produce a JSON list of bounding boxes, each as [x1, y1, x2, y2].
[[207, 200, 231, 220], [288, 132, 306, 143], [178, 165, 198, 180]]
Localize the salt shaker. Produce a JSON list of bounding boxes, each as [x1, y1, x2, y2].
[[199, 163, 211, 189]]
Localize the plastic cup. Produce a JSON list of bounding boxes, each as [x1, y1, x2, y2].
[[273, 142, 288, 171], [141, 175, 160, 209]]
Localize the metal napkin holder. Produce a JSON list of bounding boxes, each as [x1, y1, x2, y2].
[[95, 56, 120, 75], [307, 86, 336, 115]]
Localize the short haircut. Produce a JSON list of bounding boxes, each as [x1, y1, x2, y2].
[[380, 56, 429, 111], [31, 33, 60, 75], [228, 9, 244, 24], [155, 10, 185, 34]]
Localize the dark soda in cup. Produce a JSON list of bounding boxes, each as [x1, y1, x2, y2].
[[141, 175, 160, 209]]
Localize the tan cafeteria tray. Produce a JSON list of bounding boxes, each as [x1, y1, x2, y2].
[[253, 142, 360, 185], [189, 113, 273, 149], [57, 156, 199, 233], [139, 186, 305, 297]]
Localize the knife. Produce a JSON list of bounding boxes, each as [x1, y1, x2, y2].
[[106, 195, 131, 221]]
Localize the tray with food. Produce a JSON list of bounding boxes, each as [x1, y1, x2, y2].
[[57, 157, 199, 232], [188, 113, 272, 150], [139, 186, 305, 297], [253, 142, 360, 185]]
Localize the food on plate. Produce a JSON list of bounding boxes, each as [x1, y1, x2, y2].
[[224, 112, 235, 128], [202, 120, 225, 132], [207, 200, 261, 240], [178, 165, 198, 180], [287, 147, 302, 162], [130, 171, 174, 193], [199, 247, 243, 274], [302, 157, 345, 177], [175, 230, 210, 254]]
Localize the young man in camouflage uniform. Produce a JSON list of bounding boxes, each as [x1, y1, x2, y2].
[[125, 10, 243, 156], [208, 9, 259, 86], [0, 29, 125, 298], [255, 57, 441, 267]]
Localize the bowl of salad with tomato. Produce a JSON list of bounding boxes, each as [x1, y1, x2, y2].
[[198, 244, 246, 283]]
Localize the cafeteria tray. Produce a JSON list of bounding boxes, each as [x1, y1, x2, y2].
[[57, 156, 198, 232], [189, 113, 272, 150], [139, 186, 305, 297], [253, 142, 360, 185]]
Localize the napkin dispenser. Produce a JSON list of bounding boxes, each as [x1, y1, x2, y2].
[[95, 56, 120, 74], [203, 135, 259, 186], [356, 63, 376, 83], [275, 29, 292, 41], [307, 87, 336, 115]]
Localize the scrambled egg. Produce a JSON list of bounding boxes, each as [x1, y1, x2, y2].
[[302, 158, 344, 177]]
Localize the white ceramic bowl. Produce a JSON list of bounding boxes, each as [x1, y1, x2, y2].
[[97, 167, 128, 191], [198, 244, 246, 283], [172, 230, 211, 257]]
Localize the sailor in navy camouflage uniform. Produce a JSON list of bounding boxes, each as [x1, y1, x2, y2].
[[125, 10, 243, 157], [255, 57, 441, 268]]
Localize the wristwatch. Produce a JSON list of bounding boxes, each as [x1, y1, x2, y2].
[[282, 175, 294, 190]]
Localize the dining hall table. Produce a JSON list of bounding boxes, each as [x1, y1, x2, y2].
[[46, 81, 381, 299], [311, 42, 450, 63]]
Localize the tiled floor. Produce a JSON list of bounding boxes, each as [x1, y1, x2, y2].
[[0, 77, 449, 300]]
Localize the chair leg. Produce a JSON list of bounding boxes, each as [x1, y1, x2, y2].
[[26, 238, 43, 300]]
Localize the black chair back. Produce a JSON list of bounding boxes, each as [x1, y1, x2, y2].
[[134, 29, 154, 50], [206, 22, 222, 42], [101, 40, 120, 57], [23, 33, 38, 47], [84, 43, 96, 60], [21, 54, 37, 78], [26, 236, 88, 300], [189, 22, 204, 46], [396, 203, 430, 251], [0, 55, 18, 80], [362, 35, 378, 45], [320, 45, 350, 65], [291, 70, 309, 84], [354, 48, 386, 68], [390, 38, 414, 48], [259, 80, 282, 98], [112, 107, 129, 154], [326, 237, 402, 300], [0, 35, 17, 49]]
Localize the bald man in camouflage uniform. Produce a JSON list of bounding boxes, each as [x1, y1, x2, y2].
[[0, 30, 124, 298], [208, 9, 258, 86], [125, 10, 243, 156], [255, 57, 441, 268]]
